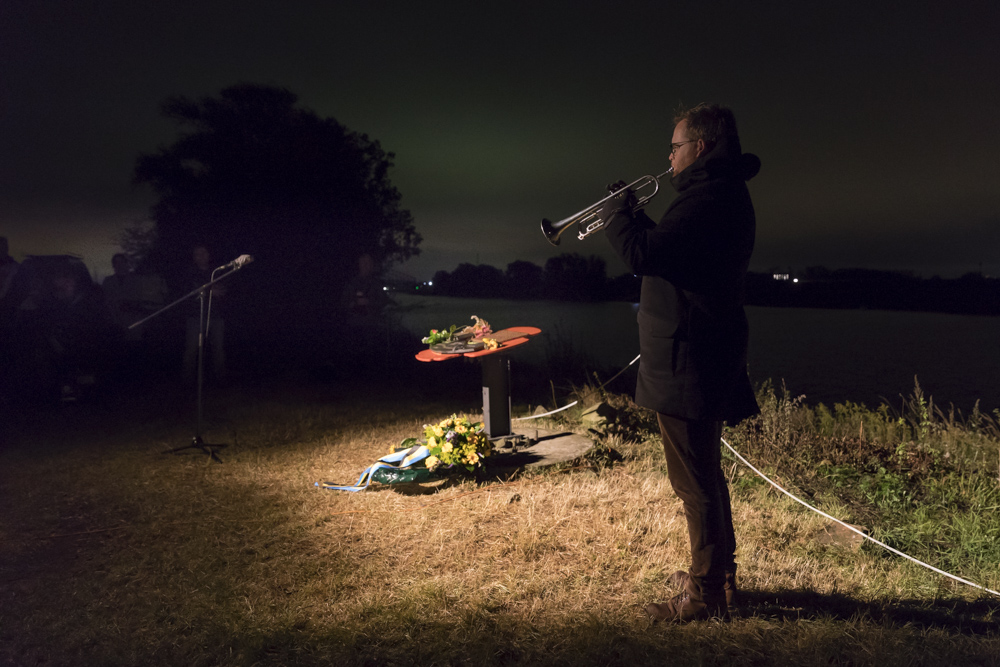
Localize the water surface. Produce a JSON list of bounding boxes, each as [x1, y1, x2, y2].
[[393, 294, 1000, 414]]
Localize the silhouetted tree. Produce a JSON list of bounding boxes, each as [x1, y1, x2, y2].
[[504, 260, 544, 299], [443, 263, 505, 298], [800, 266, 832, 281], [132, 83, 420, 337], [543, 253, 607, 301]]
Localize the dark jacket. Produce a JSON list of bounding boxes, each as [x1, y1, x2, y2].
[[604, 136, 760, 424]]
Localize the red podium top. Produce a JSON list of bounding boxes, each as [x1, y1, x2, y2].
[[415, 326, 541, 362]]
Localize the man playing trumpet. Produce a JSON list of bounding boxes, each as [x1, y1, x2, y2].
[[600, 103, 761, 622]]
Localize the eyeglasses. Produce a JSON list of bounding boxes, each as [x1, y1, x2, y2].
[[670, 140, 696, 155]]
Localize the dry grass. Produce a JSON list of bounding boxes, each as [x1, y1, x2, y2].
[[1, 379, 999, 666]]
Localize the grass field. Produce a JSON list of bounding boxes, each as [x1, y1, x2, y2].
[[2, 372, 999, 666]]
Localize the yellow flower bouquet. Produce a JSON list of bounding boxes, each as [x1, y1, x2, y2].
[[423, 414, 493, 472], [334, 415, 494, 489], [397, 414, 493, 474]]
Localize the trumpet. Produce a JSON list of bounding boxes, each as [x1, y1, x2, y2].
[[540, 168, 673, 245]]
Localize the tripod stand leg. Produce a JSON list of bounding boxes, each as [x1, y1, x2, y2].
[[164, 291, 227, 463], [162, 436, 226, 463]]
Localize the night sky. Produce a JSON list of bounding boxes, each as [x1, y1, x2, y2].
[[3, 1, 999, 281]]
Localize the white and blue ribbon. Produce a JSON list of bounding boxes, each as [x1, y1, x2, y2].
[[316, 445, 431, 492]]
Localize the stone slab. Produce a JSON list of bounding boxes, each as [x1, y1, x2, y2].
[[485, 426, 594, 475], [813, 522, 867, 551]]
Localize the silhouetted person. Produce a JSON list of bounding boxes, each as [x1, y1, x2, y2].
[[339, 252, 391, 372], [183, 245, 226, 383], [0, 236, 25, 330], [0, 237, 21, 404], [103, 253, 143, 339], [0, 236, 18, 307], [101, 252, 171, 386], [342, 253, 388, 325], [39, 264, 115, 401]]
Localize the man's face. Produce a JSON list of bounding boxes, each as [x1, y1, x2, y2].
[[669, 119, 703, 176]]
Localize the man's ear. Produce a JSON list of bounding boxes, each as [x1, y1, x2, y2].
[[695, 139, 707, 157]]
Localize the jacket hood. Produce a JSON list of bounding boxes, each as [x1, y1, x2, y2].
[[671, 134, 760, 192]]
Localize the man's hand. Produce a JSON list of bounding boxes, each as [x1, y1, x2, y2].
[[599, 180, 637, 224]]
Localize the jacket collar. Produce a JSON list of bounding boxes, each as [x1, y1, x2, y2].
[[672, 135, 761, 192]]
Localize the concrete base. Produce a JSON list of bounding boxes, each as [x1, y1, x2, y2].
[[386, 426, 594, 494], [485, 426, 594, 476]]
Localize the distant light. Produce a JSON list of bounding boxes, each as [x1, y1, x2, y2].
[[383, 286, 388, 291], [793, 278, 799, 283], [772, 273, 790, 281], [428, 281, 433, 287]]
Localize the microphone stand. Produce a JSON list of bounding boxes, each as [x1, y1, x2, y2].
[[128, 259, 252, 463]]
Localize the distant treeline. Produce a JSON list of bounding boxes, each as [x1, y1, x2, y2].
[[424, 256, 999, 316], [429, 255, 640, 302], [747, 267, 999, 316]]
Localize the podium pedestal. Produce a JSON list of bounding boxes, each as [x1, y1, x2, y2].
[[415, 326, 540, 440], [481, 354, 511, 439]]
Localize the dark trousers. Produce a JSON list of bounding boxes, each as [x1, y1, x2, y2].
[[657, 413, 736, 595]]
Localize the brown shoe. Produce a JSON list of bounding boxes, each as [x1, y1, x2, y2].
[[669, 570, 738, 610], [645, 590, 727, 623]]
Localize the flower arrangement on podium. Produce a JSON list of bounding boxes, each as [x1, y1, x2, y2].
[[421, 315, 495, 347]]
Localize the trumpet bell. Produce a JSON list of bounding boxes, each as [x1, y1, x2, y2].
[[540, 217, 568, 246]]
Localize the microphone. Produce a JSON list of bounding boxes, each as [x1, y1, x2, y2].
[[216, 254, 254, 271]]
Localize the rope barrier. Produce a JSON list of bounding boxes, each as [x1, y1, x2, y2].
[[513, 400, 579, 421], [513, 354, 640, 421], [721, 436, 1000, 597], [517, 351, 1000, 598]]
